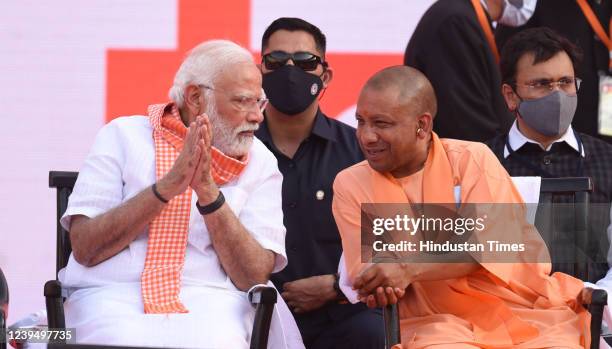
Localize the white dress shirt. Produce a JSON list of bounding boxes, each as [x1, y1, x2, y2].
[[504, 120, 585, 158]]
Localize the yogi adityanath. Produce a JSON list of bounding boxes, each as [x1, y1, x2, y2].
[[332, 66, 590, 348]]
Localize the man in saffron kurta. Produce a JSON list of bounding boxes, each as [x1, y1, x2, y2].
[[332, 66, 590, 348]]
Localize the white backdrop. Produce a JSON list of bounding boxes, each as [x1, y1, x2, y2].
[[0, 0, 434, 324]]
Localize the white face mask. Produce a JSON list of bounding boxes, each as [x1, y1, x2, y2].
[[498, 0, 537, 27]]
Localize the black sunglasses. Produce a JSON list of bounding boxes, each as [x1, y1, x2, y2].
[[262, 51, 328, 72]]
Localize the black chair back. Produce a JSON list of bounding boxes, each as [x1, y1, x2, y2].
[[48, 171, 78, 274], [536, 177, 609, 349], [536, 177, 593, 281]]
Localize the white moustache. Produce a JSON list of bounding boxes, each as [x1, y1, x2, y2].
[[235, 123, 259, 134]]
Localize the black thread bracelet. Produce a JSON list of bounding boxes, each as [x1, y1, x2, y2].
[[196, 191, 225, 215], [151, 183, 169, 204], [332, 273, 347, 301]]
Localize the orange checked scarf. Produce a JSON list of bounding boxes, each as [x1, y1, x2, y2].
[[142, 102, 248, 314]]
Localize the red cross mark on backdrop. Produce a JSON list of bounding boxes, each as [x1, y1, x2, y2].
[[106, 0, 402, 122]]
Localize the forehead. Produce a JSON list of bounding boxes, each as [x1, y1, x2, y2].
[[515, 51, 575, 81], [215, 62, 262, 94], [263, 29, 320, 55], [356, 87, 405, 119]]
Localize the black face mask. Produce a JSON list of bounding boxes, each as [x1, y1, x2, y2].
[[262, 65, 323, 115]]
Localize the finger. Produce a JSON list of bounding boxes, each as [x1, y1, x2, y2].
[[354, 265, 377, 290], [191, 140, 209, 182], [366, 294, 377, 309], [353, 274, 365, 290], [283, 282, 294, 291], [375, 287, 388, 307], [193, 121, 203, 146], [203, 125, 211, 149], [190, 144, 202, 170], [201, 113, 212, 137], [394, 287, 405, 299], [195, 114, 209, 140], [185, 122, 200, 154], [281, 291, 292, 301], [294, 307, 302, 314], [187, 143, 203, 182], [201, 120, 212, 148], [186, 120, 197, 140], [385, 287, 398, 305], [358, 272, 384, 296], [179, 123, 193, 155], [196, 139, 208, 163]]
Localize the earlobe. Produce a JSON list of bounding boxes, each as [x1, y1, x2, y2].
[[321, 68, 334, 87], [501, 83, 519, 112], [419, 113, 433, 133]]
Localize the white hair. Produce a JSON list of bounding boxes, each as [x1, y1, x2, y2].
[[168, 40, 254, 107]]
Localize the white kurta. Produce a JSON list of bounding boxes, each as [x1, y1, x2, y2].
[[59, 115, 303, 348]]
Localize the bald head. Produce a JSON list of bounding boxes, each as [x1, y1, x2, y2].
[[361, 65, 437, 120], [356, 66, 437, 177]]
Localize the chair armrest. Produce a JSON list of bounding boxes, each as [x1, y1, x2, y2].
[[579, 287, 607, 349], [383, 304, 401, 349], [247, 285, 277, 349], [588, 288, 608, 306], [248, 285, 277, 306], [44, 280, 65, 332]]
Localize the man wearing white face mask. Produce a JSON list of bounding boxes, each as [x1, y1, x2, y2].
[[404, 0, 536, 142], [486, 27, 612, 284]]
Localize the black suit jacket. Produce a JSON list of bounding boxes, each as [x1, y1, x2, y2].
[[404, 0, 513, 142]]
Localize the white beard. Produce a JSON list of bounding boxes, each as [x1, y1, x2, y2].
[[206, 100, 258, 158]]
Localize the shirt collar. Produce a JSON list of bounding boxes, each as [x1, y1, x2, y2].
[[504, 120, 585, 158], [310, 109, 337, 142], [257, 109, 337, 145]]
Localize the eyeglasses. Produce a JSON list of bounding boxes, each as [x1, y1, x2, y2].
[[199, 84, 268, 113], [262, 51, 328, 71], [514, 77, 582, 94]]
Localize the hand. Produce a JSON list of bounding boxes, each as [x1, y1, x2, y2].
[[353, 263, 411, 298], [190, 114, 219, 204], [282, 275, 337, 314], [156, 118, 203, 200], [359, 286, 405, 308]]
